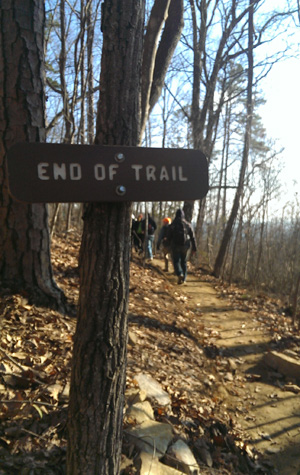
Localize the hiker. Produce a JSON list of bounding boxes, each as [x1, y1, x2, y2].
[[167, 209, 196, 284], [157, 217, 172, 271], [141, 214, 157, 260], [132, 214, 143, 253], [132, 213, 144, 254]]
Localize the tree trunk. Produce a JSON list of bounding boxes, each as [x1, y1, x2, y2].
[[293, 273, 300, 327], [148, 0, 184, 114], [140, 0, 184, 140], [49, 203, 61, 238], [253, 207, 266, 285], [213, 0, 254, 278], [78, 0, 86, 144], [67, 1, 144, 473], [59, 0, 73, 143], [183, 0, 204, 222], [86, 0, 95, 144], [140, 0, 171, 138], [0, 0, 65, 310], [66, 203, 72, 233]]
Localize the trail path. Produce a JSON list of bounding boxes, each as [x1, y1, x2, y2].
[[152, 257, 300, 475]]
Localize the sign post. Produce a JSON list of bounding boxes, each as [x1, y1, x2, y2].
[[7, 143, 209, 203]]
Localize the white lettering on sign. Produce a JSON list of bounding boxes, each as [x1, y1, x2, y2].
[[131, 165, 143, 180], [37, 162, 188, 182], [178, 167, 188, 181], [109, 164, 119, 180], [37, 162, 82, 180], [53, 163, 66, 180], [160, 166, 169, 180], [131, 164, 187, 182], [94, 164, 120, 180], [38, 163, 50, 180], [70, 164, 82, 180], [146, 166, 156, 181], [94, 164, 105, 180]]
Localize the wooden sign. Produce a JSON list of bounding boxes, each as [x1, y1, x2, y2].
[[6, 143, 209, 203]]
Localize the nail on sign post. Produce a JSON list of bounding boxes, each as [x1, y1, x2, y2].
[[6, 143, 209, 203]]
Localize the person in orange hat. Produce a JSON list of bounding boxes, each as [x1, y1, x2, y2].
[[157, 217, 172, 271]]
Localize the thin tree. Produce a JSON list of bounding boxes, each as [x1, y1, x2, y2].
[[213, 0, 254, 278]]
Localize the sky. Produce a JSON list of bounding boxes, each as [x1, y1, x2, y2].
[[260, 56, 300, 204], [257, 2, 300, 207]]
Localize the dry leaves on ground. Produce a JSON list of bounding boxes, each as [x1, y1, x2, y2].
[[0, 233, 294, 473]]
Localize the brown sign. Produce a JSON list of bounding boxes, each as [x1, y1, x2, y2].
[[6, 143, 209, 203]]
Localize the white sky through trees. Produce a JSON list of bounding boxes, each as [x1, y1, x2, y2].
[[260, 56, 300, 200], [257, 0, 300, 206]]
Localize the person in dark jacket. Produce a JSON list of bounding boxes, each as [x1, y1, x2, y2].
[[141, 214, 157, 260], [168, 209, 196, 284], [157, 217, 172, 271], [132, 214, 144, 254]]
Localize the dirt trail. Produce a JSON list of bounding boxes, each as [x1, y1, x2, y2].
[[153, 257, 300, 475]]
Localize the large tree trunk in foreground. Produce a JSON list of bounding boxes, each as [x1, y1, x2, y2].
[[0, 0, 65, 310], [67, 1, 144, 473]]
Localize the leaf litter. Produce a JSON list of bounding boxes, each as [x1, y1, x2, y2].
[[1, 232, 299, 473]]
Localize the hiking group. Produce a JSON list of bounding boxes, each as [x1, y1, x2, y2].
[[132, 209, 197, 285]]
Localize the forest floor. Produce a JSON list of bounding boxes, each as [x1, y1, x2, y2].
[[1, 232, 300, 474]]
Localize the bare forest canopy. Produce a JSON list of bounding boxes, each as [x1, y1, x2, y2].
[[45, 0, 300, 306]]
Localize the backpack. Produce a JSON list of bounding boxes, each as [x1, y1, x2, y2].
[[172, 219, 189, 246], [148, 222, 154, 234]]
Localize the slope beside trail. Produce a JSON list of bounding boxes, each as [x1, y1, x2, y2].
[[1, 234, 300, 474], [147, 256, 300, 475]]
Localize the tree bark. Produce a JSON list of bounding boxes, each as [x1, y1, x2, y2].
[[86, 0, 95, 144], [183, 201, 194, 223], [140, 0, 184, 141], [49, 203, 60, 237], [141, 0, 171, 138], [293, 273, 300, 327], [67, 1, 144, 473], [149, 0, 184, 113], [0, 0, 65, 310], [189, 0, 205, 150], [59, 0, 73, 143]]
